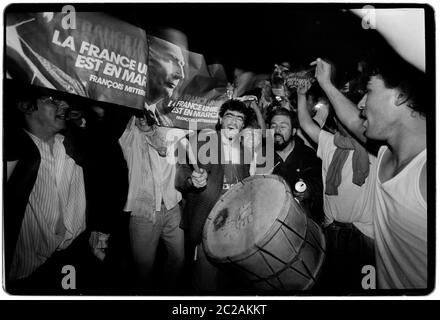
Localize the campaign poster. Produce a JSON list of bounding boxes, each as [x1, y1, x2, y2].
[[147, 41, 230, 130], [6, 12, 148, 110]]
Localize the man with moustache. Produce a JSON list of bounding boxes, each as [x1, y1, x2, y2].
[[268, 107, 324, 224]]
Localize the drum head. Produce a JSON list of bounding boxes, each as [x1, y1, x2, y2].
[[203, 175, 291, 262]]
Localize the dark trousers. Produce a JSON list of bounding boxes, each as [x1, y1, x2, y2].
[[7, 212, 139, 296], [314, 221, 375, 293], [98, 211, 135, 295], [6, 232, 105, 295]]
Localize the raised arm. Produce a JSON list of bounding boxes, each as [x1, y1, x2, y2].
[[251, 100, 266, 130], [351, 8, 425, 72], [297, 82, 321, 144], [236, 95, 266, 130], [311, 58, 367, 143]]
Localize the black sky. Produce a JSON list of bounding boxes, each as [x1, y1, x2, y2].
[[5, 2, 428, 81], [104, 3, 397, 78]]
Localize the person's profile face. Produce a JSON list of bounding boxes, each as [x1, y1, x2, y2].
[[148, 37, 185, 103], [363, 75, 397, 140], [32, 96, 69, 133]]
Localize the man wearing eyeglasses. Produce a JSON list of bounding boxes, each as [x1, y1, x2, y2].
[[176, 100, 254, 292], [5, 87, 90, 293]]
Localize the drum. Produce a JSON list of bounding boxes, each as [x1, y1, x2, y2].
[[202, 174, 326, 291]]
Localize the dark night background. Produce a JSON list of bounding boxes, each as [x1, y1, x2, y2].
[[6, 2, 426, 82], [108, 2, 391, 79]]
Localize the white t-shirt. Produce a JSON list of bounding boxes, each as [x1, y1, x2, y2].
[[317, 130, 374, 238], [369, 146, 427, 289]]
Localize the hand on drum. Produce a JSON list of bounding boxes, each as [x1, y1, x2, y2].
[[191, 168, 208, 188]]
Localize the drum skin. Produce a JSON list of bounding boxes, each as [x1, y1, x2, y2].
[[202, 174, 326, 291]]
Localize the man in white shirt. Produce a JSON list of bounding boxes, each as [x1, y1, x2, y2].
[[5, 87, 90, 293], [297, 80, 374, 292], [119, 116, 185, 293], [119, 30, 187, 292], [312, 52, 427, 289]]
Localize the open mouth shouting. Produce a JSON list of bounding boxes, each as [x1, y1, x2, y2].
[[362, 119, 369, 129], [56, 112, 67, 121], [223, 125, 240, 140], [274, 134, 285, 143]]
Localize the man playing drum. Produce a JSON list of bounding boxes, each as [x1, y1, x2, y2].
[[176, 99, 254, 292]]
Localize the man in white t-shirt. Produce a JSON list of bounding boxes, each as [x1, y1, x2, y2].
[[297, 81, 375, 292], [312, 54, 427, 290]]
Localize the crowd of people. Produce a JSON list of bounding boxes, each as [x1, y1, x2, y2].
[[4, 20, 428, 295]]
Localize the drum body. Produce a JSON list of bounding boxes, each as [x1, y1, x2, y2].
[[202, 174, 326, 291]]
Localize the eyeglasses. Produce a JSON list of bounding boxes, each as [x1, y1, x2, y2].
[[39, 96, 69, 109], [223, 113, 244, 123]]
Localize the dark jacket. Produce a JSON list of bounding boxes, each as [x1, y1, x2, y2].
[[272, 136, 324, 224], [175, 131, 250, 245], [4, 128, 86, 276]]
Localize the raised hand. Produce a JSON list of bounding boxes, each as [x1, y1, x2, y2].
[[297, 80, 312, 96], [236, 95, 258, 104], [310, 58, 333, 88]]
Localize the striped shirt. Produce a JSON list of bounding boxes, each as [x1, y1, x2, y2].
[[9, 132, 86, 281]]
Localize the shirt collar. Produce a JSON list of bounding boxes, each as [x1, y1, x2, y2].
[[24, 129, 64, 147]]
